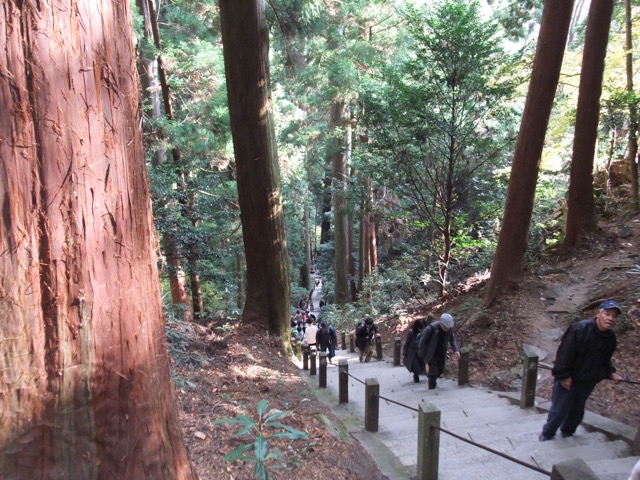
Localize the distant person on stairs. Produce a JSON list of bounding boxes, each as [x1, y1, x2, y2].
[[539, 300, 623, 442], [302, 317, 318, 353], [417, 313, 460, 389], [355, 317, 380, 362], [403, 319, 426, 383], [316, 321, 337, 363]]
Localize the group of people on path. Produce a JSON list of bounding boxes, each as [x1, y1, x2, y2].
[[398, 299, 630, 460], [402, 313, 460, 388], [294, 315, 337, 363]]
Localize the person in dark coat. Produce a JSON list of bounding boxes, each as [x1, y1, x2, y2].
[[403, 319, 426, 383], [354, 317, 379, 362], [539, 300, 623, 441], [316, 321, 337, 363], [417, 313, 460, 389]]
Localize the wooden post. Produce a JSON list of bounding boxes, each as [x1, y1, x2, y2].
[[551, 458, 599, 480], [393, 336, 401, 366], [319, 352, 327, 388], [417, 402, 440, 480], [458, 348, 469, 386], [310, 350, 317, 376], [339, 359, 349, 404], [303, 346, 309, 371], [521, 345, 538, 408], [375, 336, 383, 360], [349, 333, 355, 353], [364, 378, 379, 432], [341, 331, 346, 350], [633, 427, 640, 455]]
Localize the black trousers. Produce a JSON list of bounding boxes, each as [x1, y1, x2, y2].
[[427, 356, 445, 387]]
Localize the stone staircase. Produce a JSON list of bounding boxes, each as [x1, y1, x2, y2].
[[308, 352, 640, 480]]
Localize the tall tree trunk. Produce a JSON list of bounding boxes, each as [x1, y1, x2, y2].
[[330, 102, 350, 305], [302, 201, 312, 289], [483, 0, 575, 306], [0, 1, 195, 477], [564, 0, 614, 247], [358, 178, 372, 293], [320, 175, 332, 244], [219, 0, 291, 337], [626, 0, 640, 210], [188, 243, 204, 314], [136, 0, 192, 313]]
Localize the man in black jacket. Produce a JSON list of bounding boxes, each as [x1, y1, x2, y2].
[[417, 313, 460, 389], [355, 317, 379, 362], [539, 300, 623, 441]]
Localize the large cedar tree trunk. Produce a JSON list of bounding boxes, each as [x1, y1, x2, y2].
[[0, 1, 195, 478], [329, 102, 350, 306], [219, 0, 291, 337], [483, 0, 575, 306], [564, 0, 614, 247]]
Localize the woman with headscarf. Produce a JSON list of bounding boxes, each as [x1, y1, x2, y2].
[[403, 319, 426, 383]]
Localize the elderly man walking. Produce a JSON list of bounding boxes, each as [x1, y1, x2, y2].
[[417, 313, 460, 389], [539, 300, 623, 441]]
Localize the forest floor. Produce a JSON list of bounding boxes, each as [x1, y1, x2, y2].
[[173, 212, 640, 480]]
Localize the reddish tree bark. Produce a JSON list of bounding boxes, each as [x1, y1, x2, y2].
[[564, 0, 615, 247], [484, 0, 575, 306], [0, 1, 195, 478]]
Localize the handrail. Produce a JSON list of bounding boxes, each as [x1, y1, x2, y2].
[[346, 372, 365, 385], [538, 363, 640, 385], [348, 371, 550, 477], [432, 424, 551, 476]]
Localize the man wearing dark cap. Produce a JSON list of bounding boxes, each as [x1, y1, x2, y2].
[[539, 300, 623, 441]]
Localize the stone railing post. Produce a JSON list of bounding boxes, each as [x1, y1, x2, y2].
[[417, 402, 440, 480], [310, 350, 317, 376], [375, 336, 383, 360], [458, 348, 469, 386], [319, 352, 327, 388], [393, 337, 401, 366], [551, 458, 599, 479], [521, 345, 538, 408], [364, 378, 379, 432], [303, 346, 309, 371], [339, 359, 349, 404]]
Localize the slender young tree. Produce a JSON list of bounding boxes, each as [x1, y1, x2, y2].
[[626, 0, 640, 210], [0, 0, 195, 477], [135, 0, 193, 316], [564, 0, 615, 247], [484, 0, 575, 305], [219, 0, 291, 337]]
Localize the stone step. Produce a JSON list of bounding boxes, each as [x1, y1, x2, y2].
[[441, 405, 538, 430], [530, 440, 631, 471], [587, 456, 640, 480]]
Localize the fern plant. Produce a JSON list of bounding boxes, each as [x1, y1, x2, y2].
[[213, 399, 308, 479]]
